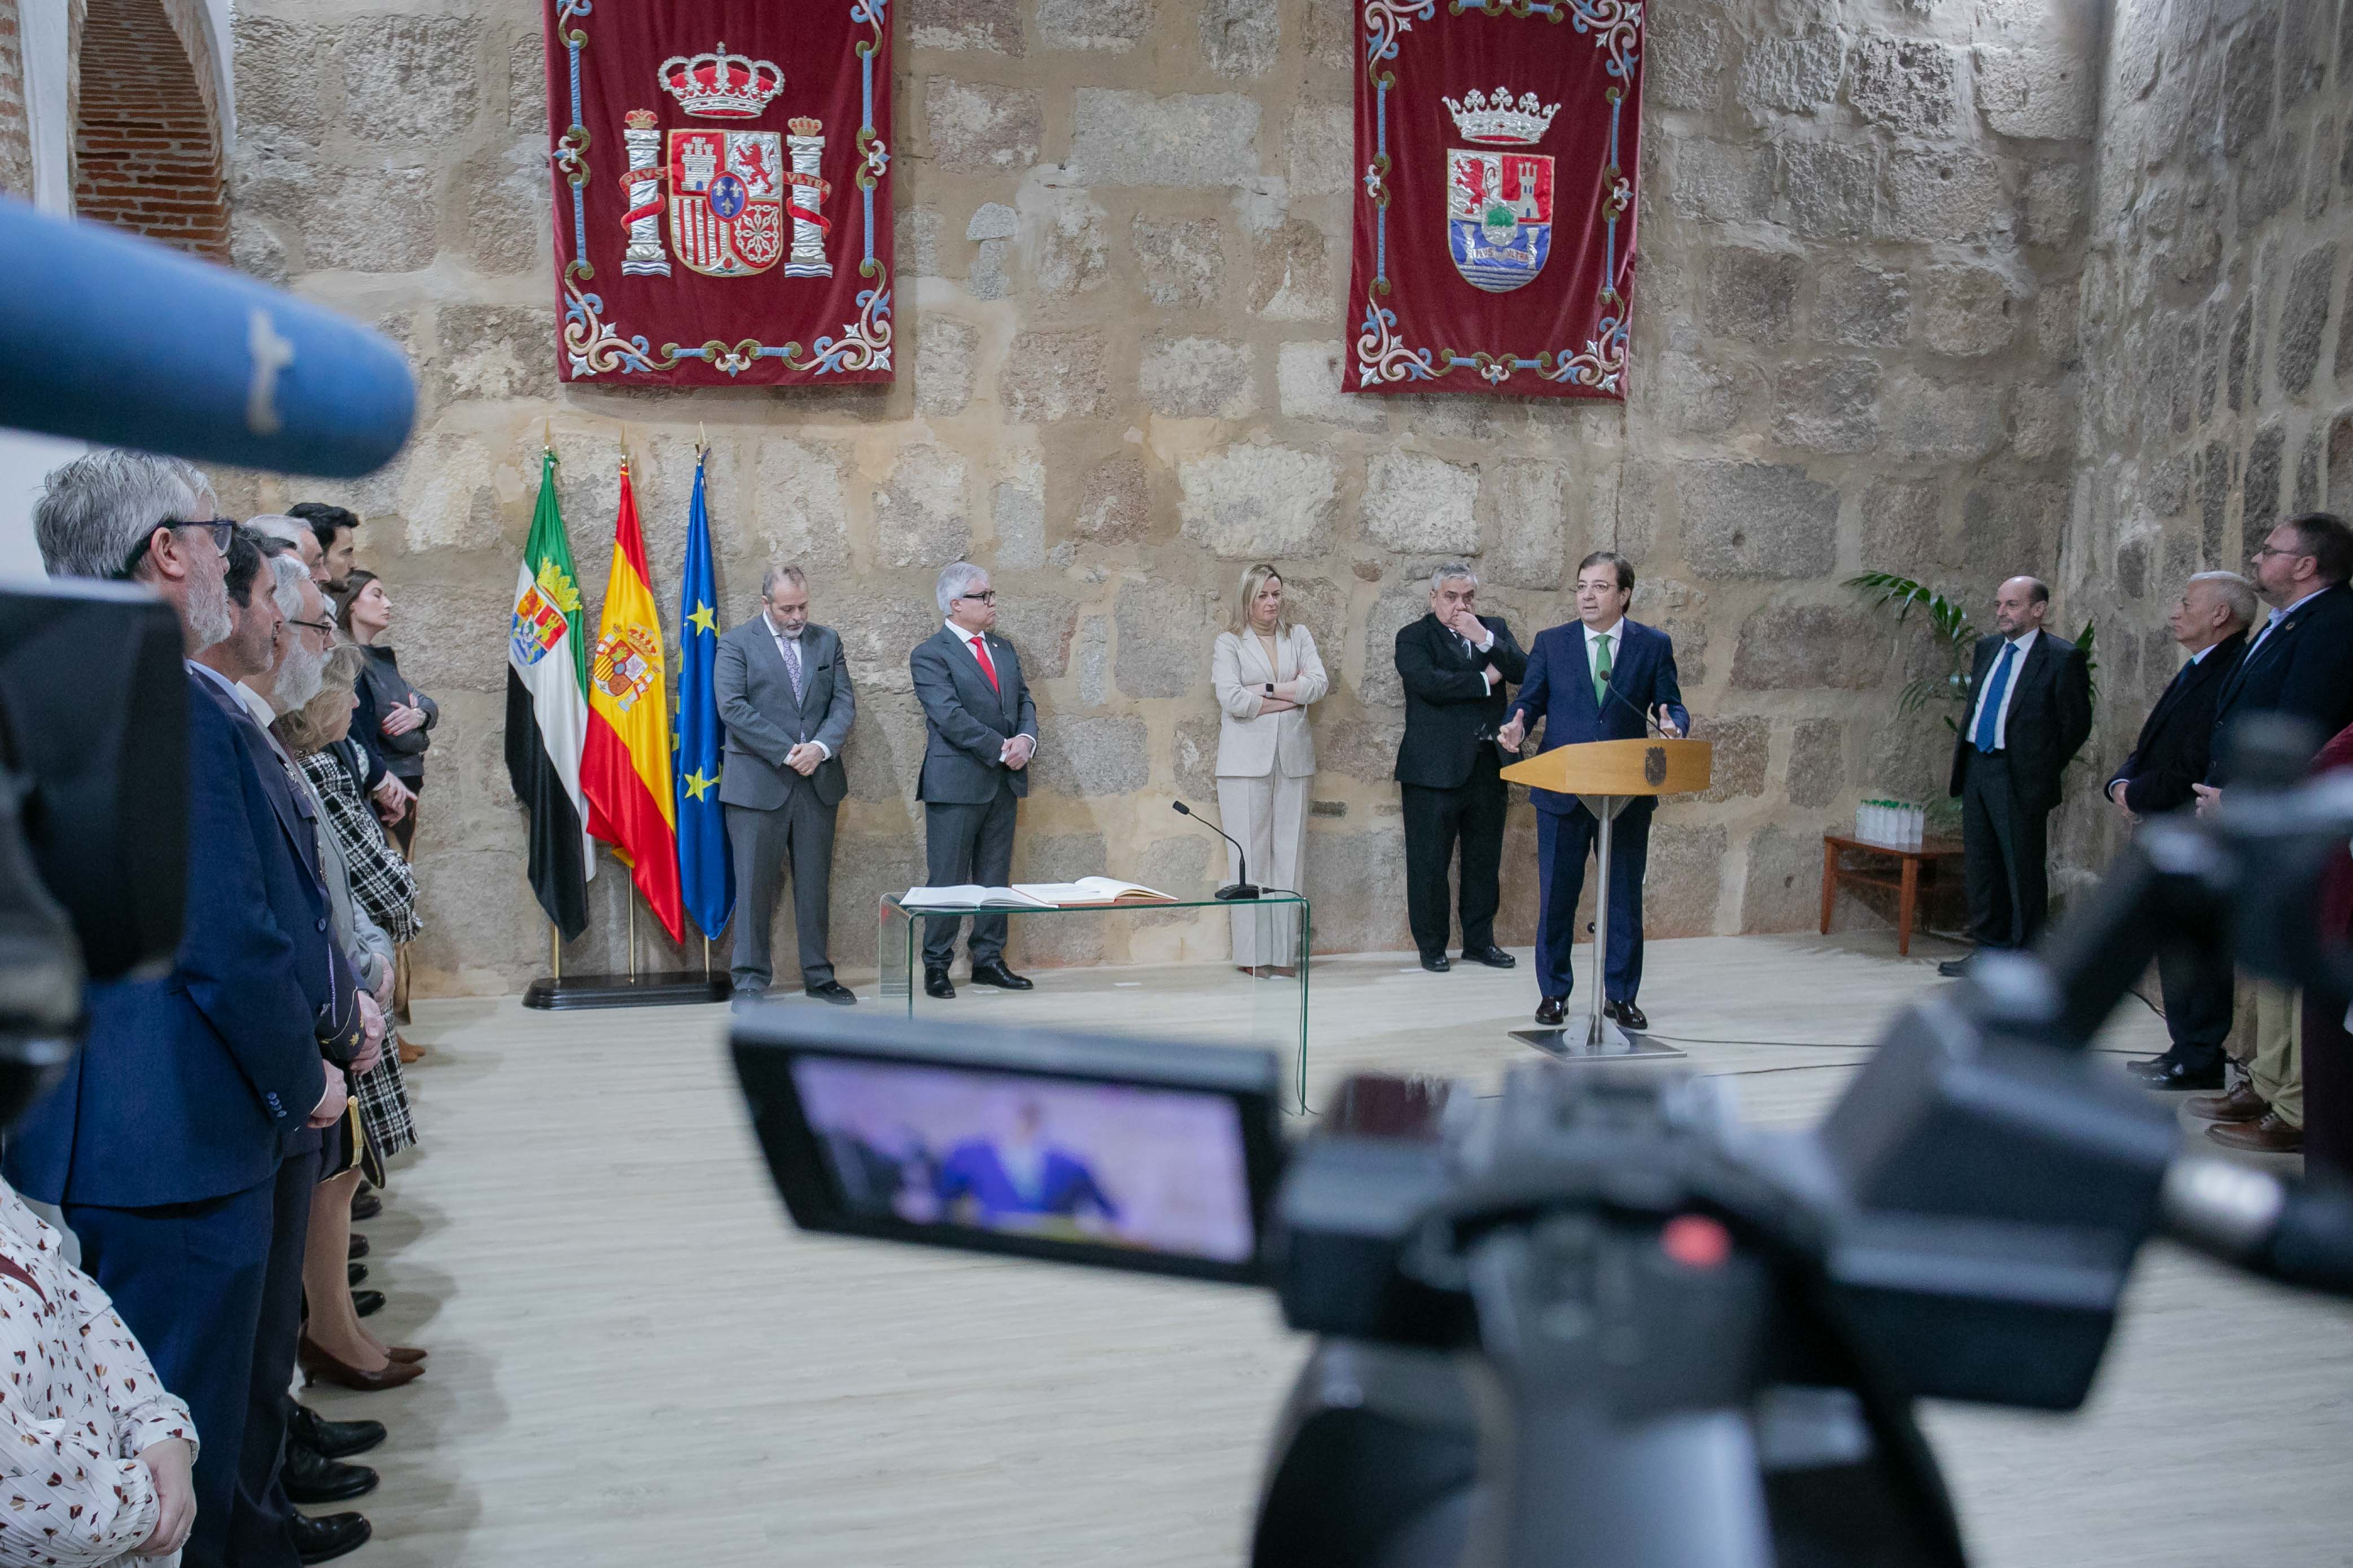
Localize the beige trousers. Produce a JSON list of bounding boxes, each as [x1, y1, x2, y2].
[[1216, 770, 1309, 967], [2249, 978, 2304, 1127]]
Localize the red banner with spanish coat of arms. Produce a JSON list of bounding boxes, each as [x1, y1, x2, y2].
[[1348, 1, 1642, 399], [541, 1, 893, 386]]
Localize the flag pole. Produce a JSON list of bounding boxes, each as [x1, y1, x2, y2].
[[551, 921, 561, 982], [628, 893, 639, 981]]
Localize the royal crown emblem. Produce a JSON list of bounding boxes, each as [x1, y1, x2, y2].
[[660, 42, 786, 119], [1441, 86, 1561, 147]]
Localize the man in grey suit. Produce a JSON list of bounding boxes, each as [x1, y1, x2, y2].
[[715, 565, 858, 1005], [911, 561, 1039, 999]]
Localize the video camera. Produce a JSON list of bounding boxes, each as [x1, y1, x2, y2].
[[733, 716, 2353, 1568]]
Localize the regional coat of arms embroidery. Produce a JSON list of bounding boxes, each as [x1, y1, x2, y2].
[[1443, 86, 1561, 295], [510, 561, 580, 666]]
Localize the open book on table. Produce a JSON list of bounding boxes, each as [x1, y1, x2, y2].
[[900, 885, 1057, 910], [1010, 877, 1175, 906]]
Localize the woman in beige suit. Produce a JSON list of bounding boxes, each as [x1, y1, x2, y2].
[[1212, 564, 1329, 976]]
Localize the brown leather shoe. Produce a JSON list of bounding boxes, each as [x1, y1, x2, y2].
[[299, 1335, 424, 1393], [2185, 1082, 2268, 1122], [396, 1040, 427, 1064], [2205, 1112, 2304, 1153], [1534, 996, 1566, 1026]]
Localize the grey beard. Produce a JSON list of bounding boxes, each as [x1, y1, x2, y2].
[[185, 570, 234, 652], [274, 640, 326, 711]]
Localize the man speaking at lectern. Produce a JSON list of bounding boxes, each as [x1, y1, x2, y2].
[[1497, 551, 1688, 1030]]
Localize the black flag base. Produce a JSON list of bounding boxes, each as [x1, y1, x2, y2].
[[522, 970, 733, 1011]]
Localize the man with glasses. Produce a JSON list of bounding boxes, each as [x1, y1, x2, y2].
[[910, 563, 1039, 999], [2185, 512, 2353, 1156]]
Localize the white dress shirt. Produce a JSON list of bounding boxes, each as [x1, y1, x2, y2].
[[763, 610, 829, 761], [1966, 627, 2039, 750], [1583, 617, 1624, 692]]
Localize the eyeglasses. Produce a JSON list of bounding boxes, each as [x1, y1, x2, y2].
[[954, 590, 997, 605], [115, 519, 233, 580], [287, 617, 336, 638], [2249, 544, 2309, 561]]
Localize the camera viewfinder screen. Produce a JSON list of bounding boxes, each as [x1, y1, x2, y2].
[[788, 1056, 1257, 1264]]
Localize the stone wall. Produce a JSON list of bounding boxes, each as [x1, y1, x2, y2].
[[0, 0, 30, 200], [216, 0, 2101, 995], [2057, 0, 2353, 893]]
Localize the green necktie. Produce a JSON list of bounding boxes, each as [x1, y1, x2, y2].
[[1593, 632, 1612, 708]]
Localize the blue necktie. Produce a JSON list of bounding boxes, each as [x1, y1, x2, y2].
[[1973, 642, 2015, 753]]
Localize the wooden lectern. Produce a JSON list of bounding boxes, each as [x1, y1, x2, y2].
[[1501, 738, 1713, 1056]]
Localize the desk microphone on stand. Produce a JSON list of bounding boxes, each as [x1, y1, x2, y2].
[[1172, 801, 1261, 901]]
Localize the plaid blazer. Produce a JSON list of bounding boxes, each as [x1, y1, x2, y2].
[[302, 745, 421, 946]]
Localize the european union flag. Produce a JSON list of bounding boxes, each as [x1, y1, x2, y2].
[[674, 454, 734, 941]]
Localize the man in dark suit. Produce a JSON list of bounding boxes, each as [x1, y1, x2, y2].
[[911, 563, 1039, 999], [1496, 551, 1688, 1029], [2187, 512, 2353, 1154], [1393, 564, 1527, 974], [1938, 576, 2094, 978], [2105, 572, 2254, 1090], [716, 564, 858, 1006], [7, 455, 367, 1568]]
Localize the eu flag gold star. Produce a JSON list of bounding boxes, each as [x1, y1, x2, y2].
[[686, 601, 717, 636], [682, 768, 717, 802]]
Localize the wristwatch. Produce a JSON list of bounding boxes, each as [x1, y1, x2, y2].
[[1264, 682, 1274, 696]]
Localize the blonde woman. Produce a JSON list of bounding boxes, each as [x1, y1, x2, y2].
[[1211, 565, 1329, 976]]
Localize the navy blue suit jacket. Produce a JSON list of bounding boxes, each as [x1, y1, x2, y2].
[[6, 670, 338, 1209], [1506, 619, 1689, 815], [2206, 584, 2353, 784]]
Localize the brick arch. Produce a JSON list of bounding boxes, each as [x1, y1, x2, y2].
[[72, 0, 228, 260]]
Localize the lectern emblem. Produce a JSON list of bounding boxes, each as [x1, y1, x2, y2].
[[1644, 746, 1667, 787]]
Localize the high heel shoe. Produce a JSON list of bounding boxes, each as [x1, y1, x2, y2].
[[385, 1346, 427, 1364], [299, 1334, 423, 1392]]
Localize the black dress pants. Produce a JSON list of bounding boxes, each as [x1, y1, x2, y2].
[[1400, 756, 1505, 960], [2153, 938, 2236, 1074], [1959, 750, 2049, 949]]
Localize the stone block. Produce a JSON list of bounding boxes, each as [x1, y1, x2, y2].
[[915, 317, 980, 416], [1847, 36, 1958, 133], [1357, 579, 1433, 710], [1074, 616, 1111, 703], [1072, 455, 1155, 543], [457, 140, 550, 277], [996, 594, 1080, 679], [1483, 461, 1568, 590], [236, 16, 333, 140], [825, 834, 928, 952], [1317, 710, 1406, 783], [304, 165, 439, 273], [2227, 297, 2251, 413], [2036, 278, 2081, 367], [428, 305, 554, 404], [1693, 715, 1768, 803], [1251, 219, 1336, 322], [1362, 453, 1480, 555], [2305, 117, 2335, 222], [2222, 11, 2277, 159], [2023, 163, 2085, 247], [395, 572, 525, 695], [1289, 104, 1353, 197], [1730, 603, 1890, 692], [999, 330, 1114, 423], [1920, 265, 2023, 358], [507, 30, 546, 134], [2236, 129, 2302, 238], [991, 451, 1047, 570], [1879, 146, 2010, 243], [1647, 343, 1763, 437], [1380, 394, 1500, 441], [902, 206, 945, 277], [1679, 462, 1839, 579], [1032, 715, 1151, 797], [1780, 141, 1874, 239], [1702, 247, 1802, 344], [1068, 89, 1261, 188], [340, 15, 481, 141], [1861, 478, 1944, 572], [840, 692, 929, 803], [1736, 25, 1845, 120], [2146, 454, 2191, 518], [751, 440, 853, 572], [1141, 335, 1256, 418], [908, 0, 1024, 54], [1788, 719, 1845, 808], [1647, 3, 1728, 113], [1178, 445, 1339, 560], [1974, 45, 2097, 140], [1114, 580, 1216, 697], [2010, 379, 2077, 462], [1302, 828, 1413, 955], [2197, 440, 2232, 565], [1959, 478, 2066, 579], [1769, 359, 1882, 454], [1133, 217, 1226, 306], [1173, 711, 1220, 799], [1279, 341, 1384, 429], [926, 81, 1042, 172], [2276, 240, 2337, 397], [1036, 200, 1111, 297], [2245, 424, 2286, 535], [874, 447, 972, 568], [1671, 140, 1773, 223], [1037, 0, 1152, 51], [1740, 824, 1826, 934], [229, 215, 288, 287], [832, 595, 946, 699], [1882, 376, 2006, 464], [1817, 261, 1911, 348], [1136, 835, 1215, 913], [1645, 824, 1729, 938], [1200, 0, 1278, 76], [966, 202, 1018, 242], [2284, 0, 2330, 104]]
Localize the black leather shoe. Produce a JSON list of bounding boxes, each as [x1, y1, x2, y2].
[[1606, 999, 1650, 1031], [805, 980, 857, 1005], [1419, 954, 1451, 973], [1534, 996, 1566, 1026], [348, 1262, 367, 1288], [970, 960, 1033, 990], [924, 965, 955, 999], [1935, 956, 1973, 978], [2127, 1057, 2226, 1091], [1462, 945, 1517, 968], [347, 1233, 369, 1261], [353, 1289, 385, 1318], [291, 1510, 372, 1565], [349, 1188, 381, 1222], [289, 1403, 385, 1461], [284, 1442, 378, 1504]]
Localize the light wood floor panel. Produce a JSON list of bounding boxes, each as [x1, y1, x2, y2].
[[325, 933, 2353, 1566]]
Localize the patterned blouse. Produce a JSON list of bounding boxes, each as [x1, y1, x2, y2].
[[0, 1182, 196, 1568]]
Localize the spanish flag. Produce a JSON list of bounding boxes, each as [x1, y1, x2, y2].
[[580, 458, 683, 941]]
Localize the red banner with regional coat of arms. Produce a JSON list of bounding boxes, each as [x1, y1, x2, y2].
[[541, 1, 893, 386], [1348, 1, 1642, 399]]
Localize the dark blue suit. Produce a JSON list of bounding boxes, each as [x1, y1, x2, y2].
[[6, 667, 344, 1568], [1506, 619, 1689, 1004], [934, 1140, 1118, 1221]]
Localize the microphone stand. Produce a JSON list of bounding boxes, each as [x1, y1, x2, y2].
[[1172, 801, 1261, 901]]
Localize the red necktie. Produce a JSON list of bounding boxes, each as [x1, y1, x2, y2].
[[969, 635, 1000, 692]]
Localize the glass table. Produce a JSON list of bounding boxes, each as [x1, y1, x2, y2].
[[879, 893, 1312, 1112]]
